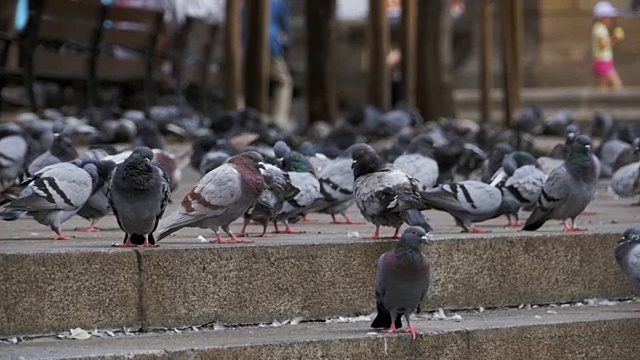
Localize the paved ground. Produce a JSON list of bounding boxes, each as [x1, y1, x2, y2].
[[1, 157, 638, 254]]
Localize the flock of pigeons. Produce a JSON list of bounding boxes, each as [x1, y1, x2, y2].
[[1, 103, 640, 338]]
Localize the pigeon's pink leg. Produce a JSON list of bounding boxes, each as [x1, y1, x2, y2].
[[282, 222, 305, 234], [469, 226, 489, 233], [382, 227, 401, 239], [256, 224, 272, 237], [343, 215, 364, 225], [272, 221, 281, 234], [229, 231, 253, 243], [138, 236, 159, 248], [330, 215, 340, 224], [54, 230, 74, 240], [381, 324, 400, 334], [238, 222, 249, 237], [563, 220, 587, 232], [210, 231, 228, 244], [506, 216, 524, 228], [75, 220, 101, 232], [117, 234, 134, 247], [364, 226, 381, 240], [405, 325, 420, 340], [300, 215, 318, 222], [633, 308, 640, 312]]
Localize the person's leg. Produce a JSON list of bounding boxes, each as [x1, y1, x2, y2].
[[607, 68, 623, 90], [597, 75, 610, 89], [270, 56, 293, 129]]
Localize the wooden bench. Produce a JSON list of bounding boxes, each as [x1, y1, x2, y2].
[[96, 4, 164, 110], [171, 17, 219, 113]]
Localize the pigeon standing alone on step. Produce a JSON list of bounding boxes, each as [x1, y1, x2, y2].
[[614, 228, 640, 312], [1, 162, 99, 239], [108, 147, 170, 247], [156, 151, 265, 244], [352, 144, 432, 239], [371, 226, 432, 339], [523, 135, 598, 232]]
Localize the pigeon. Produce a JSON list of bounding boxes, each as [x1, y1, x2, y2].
[[591, 111, 613, 139], [611, 144, 640, 202], [393, 134, 439, 191], [0, 124, 29, 192], [599, 137, 634, 178], [614, 228, 640, 311], [156, 151, 266, 244], [272, 143, 321, 233], [310, 144, 361, 224], [523, 135, 598, 232], [490, 151, 547, 226], [73, 159, 117, 232], [199, 150, 231, 176], [240, 163, 299, 237], [420, 180, 503, 233], [544, 110, 573, 136], [1, 162, 98, 239], [27, 126, 77, 176], [371, 226, 431, 339], [108, 147, 171, 247], [352, 144, 432, 239], [481, 143, 513, 183], [515, 105, 543, 135], [133, 120, 166, 150]]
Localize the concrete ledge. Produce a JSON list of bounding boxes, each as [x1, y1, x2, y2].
[[0, 251, 140, 337], [3, 304, 640, 360], [1, 232, 636, 337]]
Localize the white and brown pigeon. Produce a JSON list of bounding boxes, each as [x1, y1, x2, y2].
[[108, 147, 170, 247], [156, 151, 266, 244], [371, 226, 432, 340]]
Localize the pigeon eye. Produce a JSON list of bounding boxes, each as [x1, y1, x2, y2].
[[411, 231, 417, 236]]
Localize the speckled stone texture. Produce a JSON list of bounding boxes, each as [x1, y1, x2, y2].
[[0, 251, 140, 336], [1, 232, 637, 336]]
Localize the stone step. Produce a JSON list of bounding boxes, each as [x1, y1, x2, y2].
[[1, 191, 637, 337], [3, 303, 640, 360]]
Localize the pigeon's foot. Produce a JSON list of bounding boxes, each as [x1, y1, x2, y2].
[[405, 325, 420, 340], [343, 215, 364, 225], [507, 220, 524, 228], [228, 232, 253, 243], [467, 226, 489, 233], [116, 235, 134, 247], [280, 223, 305, 234], [210, 232, 229, 244], [75, 225, 102, 232], [563, 225, 587, 232], [633, 308, 640, 313], [137, 238, 159, 248], [364, 226, 381, 240], [300, 215, 317, 222], [54, 233, 74, 240], [381, 324, 400, 334]]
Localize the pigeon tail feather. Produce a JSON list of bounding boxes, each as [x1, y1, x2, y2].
[[404, 209, 433, 232], [371, 301, 403, 329]]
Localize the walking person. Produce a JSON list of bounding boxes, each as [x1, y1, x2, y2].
[[268, 0, 293, 131], [592, 1, 625, 90]]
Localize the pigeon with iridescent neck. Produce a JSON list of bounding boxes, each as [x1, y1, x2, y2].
[[371, 226, 432, 340]]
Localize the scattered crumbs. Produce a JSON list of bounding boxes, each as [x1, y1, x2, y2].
[[347, 231, 360, 238], [197, 235, 207, 243], [534, 315, 542, 319], [366, 332, 378, 336], [546, 310, 557, 315]]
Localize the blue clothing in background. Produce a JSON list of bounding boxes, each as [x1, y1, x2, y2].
[[269, 0, 290, 57], [15, 0, 114, 30]]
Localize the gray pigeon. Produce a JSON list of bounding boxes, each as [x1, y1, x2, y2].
[[273, 145, 321, 234], [615, 228, 640, 309], [199, 150, 231, 176], [599, 137, 634, 178], [481, 143, 513, 183], [490, 151, 547, 226], [523, 135, 598, 231], [611, 143, 640, 202], [393, 134, 439, 191], [309, 144, 360, 224], [1, 162, 98, 239], [371, 226, 431, 339], [240, 163, 299, 236], [27, 126, 77, 176], [156, 151, 266, 244], [352, 144, 432, 239], [74, 159, 117, 232], [0, 124, 29, 192], [108, 147, 170, 247], [421, 180, 503, 233]]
